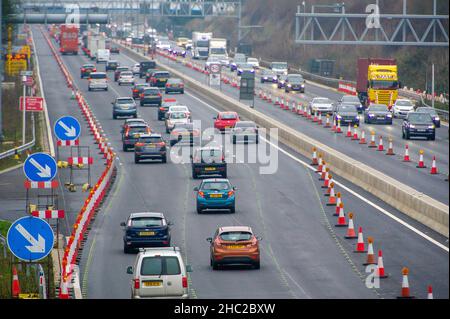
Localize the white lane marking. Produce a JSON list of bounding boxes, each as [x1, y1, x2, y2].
[[123, 46, 449, 252]]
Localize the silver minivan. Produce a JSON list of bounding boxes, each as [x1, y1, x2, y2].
[[126, 247, 192, 299]]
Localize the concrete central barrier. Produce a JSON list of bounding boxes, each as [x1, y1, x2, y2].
[[118, 42, 449, 238]]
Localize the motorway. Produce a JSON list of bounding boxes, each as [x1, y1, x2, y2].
[[33, 26, 448, 299], [151, 48, 450, 205]]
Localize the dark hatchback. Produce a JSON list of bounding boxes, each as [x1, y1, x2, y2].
[[402, 112, 436, 140], [134, 133, 167, 163], [415, 107, 441, 128], [140, 87, 162, 106], [121, 212, 172, 253], [334, 103, 360, 127], [284, 74, 305, 93], [364, 104, 393, 124], [148, 71, 171, 88], [114, 66, 129, 81], [191, 147, 227, 179], [158, 98, 178, 121], [139, 60, 157, 78], [122, 124, 151, 151], [105, 60, 119, 71], [132, 83, 150, 99]]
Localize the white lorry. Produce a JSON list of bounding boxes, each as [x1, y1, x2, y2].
[[208, 38, 229, 66], [87, 32, 106, 61], [192, 32, 212, 60]]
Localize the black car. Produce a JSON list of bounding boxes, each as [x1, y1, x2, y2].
[[402, 112, 436, 140], [121, 212, 172, 253], [149, 71, 171, 88], [165, 78, 185, 94], [415, 107, 441, 128], [334, 103, 360, 127], [260, 70, 278, 84], [105, 60, 119, 71], [140, 87, 162, 106], [80, 64, 96, 78], [122, 124, 151, 151], [139, 60, 157, 78], [131, 83, 150, 99], [134, 133, 167, 163], [284, 74, 305, 93], [114, 66, 129, 82], [364, 104, 393, 124], [277, 74, 288, 88], [191, 147, 227, 179], [339, 95, 365, 113], [110, 46, 120, 54], [158, 98, 178, 121]]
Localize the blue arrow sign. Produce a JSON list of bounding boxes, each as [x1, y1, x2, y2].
[[7, 216, 54, 262], [23, 152, 57, 182], [54, 116, 81, 141]]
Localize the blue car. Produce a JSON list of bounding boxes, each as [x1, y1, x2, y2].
[[194, 179, 236, 214], [121, 212, 173, 253]]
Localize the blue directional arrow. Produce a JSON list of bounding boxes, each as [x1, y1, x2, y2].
[[7, 216, 54, 262], [23, 152, 57, 182], [54, 116, 81, 141]]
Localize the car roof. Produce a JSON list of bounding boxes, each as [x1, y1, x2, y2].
[[108, 60, 118, 63], [219, 226, 253, 234], [128, 123, 148, 128], [130, 212, 165, 219], [117, 96, 134, 100], [219, 111, 238, 115], [139, 247, 182, 257], [202, 178, 229, 183], [117, 66, 129, 70]]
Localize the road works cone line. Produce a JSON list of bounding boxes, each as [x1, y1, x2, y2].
[[359, 130, 367, 144], [319, 165, 328, 180], [430, 156, 438, 174], [377, 136, 384, 151], [377, 250, 389, 278], [322, 171, 330, 188], [397, 267, 415, 299], [325, 179, 334, 196], [335, 203, 348, 227], [334, 193, 342, 216], [331, 118, 337, 132], [354, 227, 367, 253], [417, 150, 426, 168], [363, 237, 376, 265], [403, 144, 411, 162], [386, 138, 395, 155], [12, 266, 21, 298], [345, 213, 358, 239], [336, 120, 342, 133], [317, 112, 323, 125]]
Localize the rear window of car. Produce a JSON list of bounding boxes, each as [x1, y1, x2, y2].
[[90, 73, 106, 79], [143, 88, 160, 95], [170, 112, 187, 119], [202, 182, 230, 191], [342, 96, 360, 103], [121, 71, 133, 76], [83, 64, 95, 69], [131, 217, 163, 227], [168, 78, 182, 84], [140, 61, 156, 69], [117, 67, 128, 72], [129, 126, 148, 134], [199, 149, 222, 162], [108, 61, 118, 65], [416, 108, 437, 116], [220, 113, 237, 120], [219, 231, 252, 241], [139, 136, 163, 144], [117, 98, 134, 104], [154, 72, 170, 78], [140, 257, 181, 276]]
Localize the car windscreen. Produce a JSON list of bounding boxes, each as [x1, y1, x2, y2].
[[120, 72, 133, 76], [139, 136, 163, 144], [409, 113, 433, 123], [170, 106, 188, 112], [131, 217, 163, 227], [220, 113, 237, 120], [234, 57, 246, 63], [338, 104, 357, 112], [202, 182, 230, 191], [219, 231, 252, 241], [262, 70, 275, 76], [117, 98, 134, 104], [90, 73, 106, 79], [140, 61, 156, 69], [396, 100, 413, 107], [140, 257, 181, 276], [369, 105, 388, 112], [170, 112, 187, 119], [198, 50, 209, 56], [143, 88, 160, 95], [154, 72, 170, 78], [288, 76, 304, 83], [247, 58, 258, 63], [108, 61, 118, 65], [272, 63, 287, 69]]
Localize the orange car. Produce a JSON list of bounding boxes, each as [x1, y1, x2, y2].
[[207, 226, 261, 270]]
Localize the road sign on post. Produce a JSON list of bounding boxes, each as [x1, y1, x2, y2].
[[209, 63, 221, 87], [23, 153, 57, 182], [7, 216, 54, 262], [19, 97, 43, 111], [54, 116, 81, 141]]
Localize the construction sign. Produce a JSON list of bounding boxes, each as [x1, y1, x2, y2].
[[19, 45, 31, 59], [20, 97, 44, 112], [5, 59, 27, 76], [18, 293, 40, 299]]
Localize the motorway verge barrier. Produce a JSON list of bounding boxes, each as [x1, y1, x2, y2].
[[118, 41, 449, 237]]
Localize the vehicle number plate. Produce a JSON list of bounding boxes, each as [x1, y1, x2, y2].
[[417, 129, 426, 132], [204, 167, 216, 171], [227, 245, 245, 249], [139, 231, 155, 236], [210, 194, 222, 198], [143, 281, 162, 287]]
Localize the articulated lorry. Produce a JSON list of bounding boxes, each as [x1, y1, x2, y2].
[[59, 25, 79, 55], [208, 38, 229, 65], [192, 32, 212, 60], [356, 58, 400, 109]]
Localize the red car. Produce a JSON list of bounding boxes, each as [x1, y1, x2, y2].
[[214, 112, 240, 132]]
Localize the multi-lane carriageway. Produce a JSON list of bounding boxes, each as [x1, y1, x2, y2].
[[33, 25, 448, 299]]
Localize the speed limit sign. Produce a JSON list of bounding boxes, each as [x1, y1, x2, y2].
[[210, 63, 221, 74]]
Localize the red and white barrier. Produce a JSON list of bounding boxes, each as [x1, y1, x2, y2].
[[68, 157, 93, 165], [338, 82, 357, 95], [24, 180, 59, 189], [31, 210, 65, 219]]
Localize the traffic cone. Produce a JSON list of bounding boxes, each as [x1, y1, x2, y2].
[[268, 93, 272, 103], [326, 184, 337, 206], [317, 112, 323, 125], [417, 150, 427, 168], [12, 266, 21, 298], [313, 111, 318, 122], [376, 250, 389, 278], [319, 164, 328, 180], [303, 104, 308, 117], [325, 179, 334, 196], [280, 97, 285, 109], [368, 131, 377, 148], [334, 193, 342, 216], [311, 147, 319, 166], [316, 154, 323, 172], [297, 103, 304, 115], [427, 286, 433, 299], [403, 144, 411, 162], [307, 109, 312, 120], [351, 125, 359, 140], [336, 119, 342, 133], [324, 114, 331, 128], [359, 130, 367, 144], [386, 138, 395, 155], [346, 123, 352, 137], [377, 136, 384, 151], [322, 170, 330, 188], [331, 117, 337, 132], [262, 91, 267, 101], [397, 267, 415, 299], [274, 96, 280, 105], [363, 237, 377, 265], [335, 203, 348, 227], [291, 101, 296, 112], [345, 213, 358, 239], [430, 156, 438, 174], [70, 90, 75, 100], [354, 227, 367, 253]]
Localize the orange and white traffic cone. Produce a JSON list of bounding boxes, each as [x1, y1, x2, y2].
[[403, 144, 411, 162], [354, 227, 367, 252], [292, 101, 297, 112], [317, 112, 323, 125], [359, 130, 367, 144], [324, 114, 331, 128], [334, 193, 342, 216], [313, 110, 318, 122], [377, 136, 384, 151], [427, 286, 433, 299], [319, 164, 328, 180], [268, 93, 272, 103], [325, 179, 334, 196], [335, 203, 348, 227], [12, 266, 21, 298], [430, 156, 438, 174], [345, 213, 358, 239], [322, 170, 330, 188], [376, 250, 389, 278], [397, 267, 415, 299], [417, 150, 427, 168], [331, 117, 337, 132], [311, 147, 319, 166], [274, 96, 280, 105], [351, 125, 359, 140], [386, 138, 395, 155], [363, 237, 377, 265], [368, 131, 377, 148], [316, 154, 323, 172], [336, 119, 343, 133], [346, 123, 352, 137], [280, 97, 285, 109], [326, 184, 337, 206]]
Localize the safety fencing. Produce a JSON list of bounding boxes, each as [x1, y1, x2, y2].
[[41, 28, 116, 299]]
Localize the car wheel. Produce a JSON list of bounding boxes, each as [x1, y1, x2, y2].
[[196, 207, 202, 214], [161, 155, 167, 163], [212, 259, 219, 270], [166, 128, 170, 134], [222, 170, 227, 178], [105, 88, 108, 91], [430, 135, 435, 141], [140, 102, 143, 106], [118, 83, 121, 86], [133, 114, 137, 118], [123, 145, 128, 152], [402, 130, 405, 139], [192, 170, 198, 179], [253, 261, 260, 270], [229, 205, 235, 214], [88, 87, 91, 91], [405, 131, 410, 140], [113, 114, 117, 120], [123, 245, 131, 254], [134, 156, 140, 164]]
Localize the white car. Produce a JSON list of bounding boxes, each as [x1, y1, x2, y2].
[[118, 71, 135, 86], [247, 57, 260, 69], [392, 99, 415, 118], [309, 97, 334, 115], [127, 247, 192, 299], [156, 40, 171, 50], [231, 121, 259, 144], [165, 111, 190, 133], [132, 63, 140, 75], [88, 72, 108, 91], [168, 105, 190, 118]]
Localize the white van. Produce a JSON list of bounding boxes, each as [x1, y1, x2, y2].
[[127, 247, 192, 299], [96, 49, 110, 63]]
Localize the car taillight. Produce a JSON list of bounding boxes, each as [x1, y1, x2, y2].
[[157, 142, 165, 147], [159, 107, 165, 111], [125, 128, 130, 137], [180, 84, 184, 88], [227, 190, 234, 197], [134, 279, 140, 289], [133, 89, 138, 93], [198, 191, 205, 198], [81, 68, 86, 72], [182, 277, 188, 288], [135, 142, 144, 147], [166, 83, 169, 87], [158, 93, 162, 97], [140, 93, 144, 98], [93, 68, 97, 72]]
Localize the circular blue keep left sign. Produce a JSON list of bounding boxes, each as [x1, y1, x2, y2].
[[7, 216, 54, 262], [54, 116, 81, 141], [23, 152, 57, 182]]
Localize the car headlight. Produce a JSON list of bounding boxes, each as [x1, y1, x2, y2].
[[409, 124, 415, 128], [287, 84, 292, 87], [355, 115, 359, 119], [428, 125, 435, 129], [336, 115, 342, 119], [368, 113, 374, 117], [435, 116, 440, 121], [387, 114, 392, 117], [301, 84, 305, 87]]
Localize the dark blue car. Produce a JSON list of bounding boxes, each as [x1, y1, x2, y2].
[[121, 212, 173, 253]]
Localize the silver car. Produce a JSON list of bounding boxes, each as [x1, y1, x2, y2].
[[309, 97, 334, 115], [88, 72, 108, 91], [231, 121, 259, 144], [393, 99, 415, 118], [118, 71, 135, 86]]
